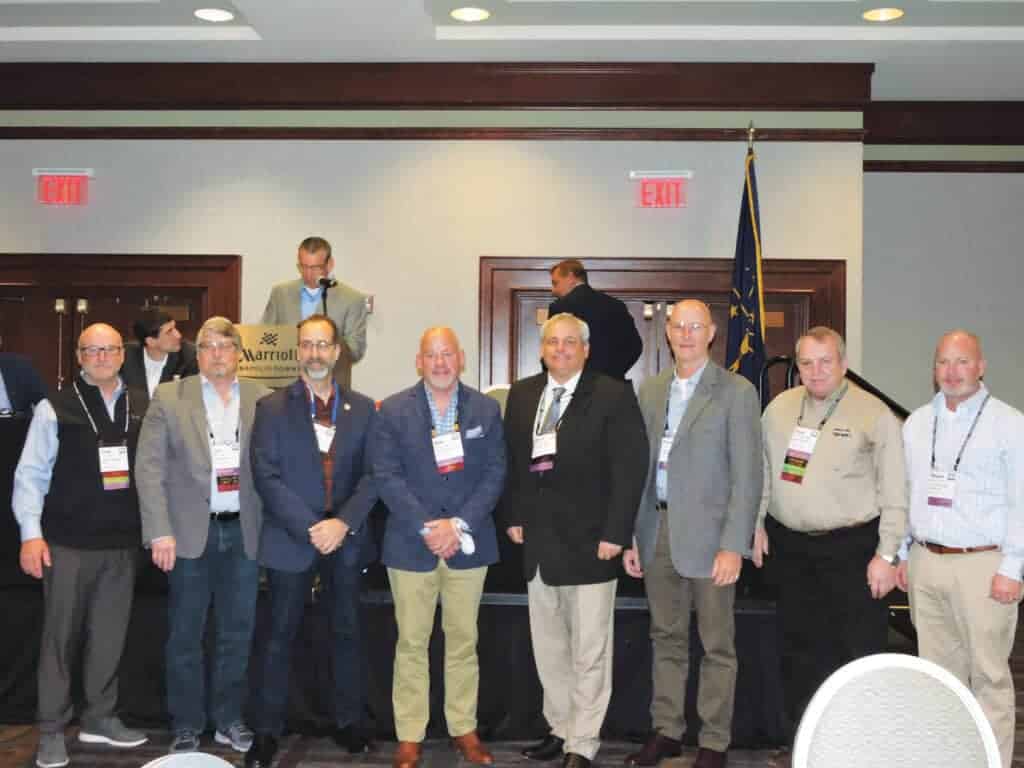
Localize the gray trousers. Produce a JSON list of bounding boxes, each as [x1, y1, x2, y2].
[[644, 512, 737, 751], [38, 544, 137, 733]]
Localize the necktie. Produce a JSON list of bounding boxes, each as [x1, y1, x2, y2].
[[540, 386, 565, 434]]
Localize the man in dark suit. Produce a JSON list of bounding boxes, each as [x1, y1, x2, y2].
[[0, 349, 47, 414], [624, 300, 763, 768], [547, 259, 643, 380], [502, 312, 648, 768], [120, 309, 198, 405], [246, 315, 378, 767], [372, 327, 506, 768]]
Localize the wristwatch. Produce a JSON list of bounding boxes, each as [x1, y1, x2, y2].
[[881, 553, 901, 567]]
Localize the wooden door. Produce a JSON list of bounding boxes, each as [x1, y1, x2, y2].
[[0, 254, 239, 391]]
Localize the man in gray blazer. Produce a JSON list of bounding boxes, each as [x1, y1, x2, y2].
[[624, 300, 762, 768], [136, 316, 271, 755], [261, 235, 368, 364]]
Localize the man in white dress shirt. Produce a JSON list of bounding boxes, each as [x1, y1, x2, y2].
[[897, 329, 1024, 768]]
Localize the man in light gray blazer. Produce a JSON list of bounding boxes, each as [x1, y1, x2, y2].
[[624, 299, 762, 768], [261, 235, 368, 364], [136, 316, 270, 755]]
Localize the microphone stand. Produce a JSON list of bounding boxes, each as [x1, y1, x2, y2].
[[319, 277, 337, 315]]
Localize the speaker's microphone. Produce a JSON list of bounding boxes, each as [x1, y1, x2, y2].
[[319, 277, 338, 289]]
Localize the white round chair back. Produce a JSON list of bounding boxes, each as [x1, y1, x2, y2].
[[793, 653, 1001, 768], [138, 754, 236, 768]]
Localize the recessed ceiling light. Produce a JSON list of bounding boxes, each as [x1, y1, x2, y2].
[[450, 7, 491, 22], [194, 8, 234, 23], [862, 7, 904, 22]]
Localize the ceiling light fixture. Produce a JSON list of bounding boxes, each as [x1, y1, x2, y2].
[[194, 8, 234, 23], [450, 7, 491, 22], [862, 7, 904, 22]]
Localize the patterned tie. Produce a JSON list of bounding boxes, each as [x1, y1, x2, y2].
[[540, 386, 566, 434]]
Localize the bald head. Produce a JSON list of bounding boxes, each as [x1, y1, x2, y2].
[[667, 299, 716, 376], [934, 329, 986, 410], [77, 323, 124, 389], [417, 326, 464, 397]]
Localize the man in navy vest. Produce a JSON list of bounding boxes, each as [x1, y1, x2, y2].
[[13, 323, 149, 768], [246, 315, 378, 767]]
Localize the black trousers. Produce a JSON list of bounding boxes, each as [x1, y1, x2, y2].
[[765, 515, 888, 743]]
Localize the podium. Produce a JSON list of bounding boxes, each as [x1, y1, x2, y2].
[[236, 324, 352, 390]]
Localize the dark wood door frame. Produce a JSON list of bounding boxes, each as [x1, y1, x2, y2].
[[0, 253, 241, 320], [479, 256, 846, 389]]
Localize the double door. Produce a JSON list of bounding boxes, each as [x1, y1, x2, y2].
[[0, 254, 240, 392]]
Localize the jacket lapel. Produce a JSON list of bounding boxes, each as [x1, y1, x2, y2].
[[184, 377, 212, 469]]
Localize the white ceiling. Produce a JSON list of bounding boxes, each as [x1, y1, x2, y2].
[[0, 0, 1022, 100]]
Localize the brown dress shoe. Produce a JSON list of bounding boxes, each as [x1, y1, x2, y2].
[[452, 730, 494, 765], [767, 748, 792, 768], [625, 732, 683, 765], [694, 747, 728, 768], [393, 740, 422, 768]]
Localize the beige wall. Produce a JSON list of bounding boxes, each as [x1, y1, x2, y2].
[[863, 172, 1024, 410], [0, 139, 863, 400]]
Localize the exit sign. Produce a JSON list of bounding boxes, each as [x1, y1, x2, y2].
[[33, 168, 93, 206], [630, 170, 693, 209]]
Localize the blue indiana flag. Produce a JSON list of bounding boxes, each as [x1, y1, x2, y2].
[[725, 147, 767, 392]]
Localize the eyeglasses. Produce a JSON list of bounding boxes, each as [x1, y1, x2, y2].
[[79, 345, 123, 357], [667, 321, 709, 334], [197, 341, 238, 353], [299, 340, 337, 352], [296, 261, 329, 274]]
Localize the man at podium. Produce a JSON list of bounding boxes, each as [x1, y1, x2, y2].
[[261, 236, 368, 366]]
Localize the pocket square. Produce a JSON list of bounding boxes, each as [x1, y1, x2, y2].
[[465, 425, 484, 439]]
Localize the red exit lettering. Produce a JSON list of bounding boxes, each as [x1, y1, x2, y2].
[[637, 178, 687, 209], [37, 175, 88, 206]]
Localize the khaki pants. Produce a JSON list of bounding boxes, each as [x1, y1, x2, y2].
[[908, 544, 1018, 768], [388, 562, 487, 742], [645, 513, 736, 751], [527, 570, 617, 761]]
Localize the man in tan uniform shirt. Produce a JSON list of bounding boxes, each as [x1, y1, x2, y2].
[[753, 326, 907, 768]]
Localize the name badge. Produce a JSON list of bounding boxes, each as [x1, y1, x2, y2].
[[658, 435, 674, 469], [530, 432, 557, 473], [781, 426, 819, 484], [313, 422, 336, 454], [927, 470, 957, 508], [98, 443, 130, 491], [432, 431, 465, 474], [212, 442, 241, 493]]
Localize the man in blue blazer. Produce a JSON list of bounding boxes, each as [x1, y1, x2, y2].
[[0, 350, 47, 414], [372, 326, 506, 768], [246, 315, 378, 768]]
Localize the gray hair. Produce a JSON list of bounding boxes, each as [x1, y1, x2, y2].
[[198, 316, 241, 349], [796, 326, 846, 360], [541, 312, 590, 344]]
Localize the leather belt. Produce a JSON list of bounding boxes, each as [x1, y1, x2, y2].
[[918, 540, 998, 555], [656, 501, 669, 511], [210, 511, 240, 521]]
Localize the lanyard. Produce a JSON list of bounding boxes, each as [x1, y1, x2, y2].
[[73, 381, 129, 436], [307, 382, 340, 426], [797, 382, 848, 431], [931, 394, 990, 473]]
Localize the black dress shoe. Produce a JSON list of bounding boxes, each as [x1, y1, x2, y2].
[[625, 732, 682, 766], [244, 734, 278, 768], [522, 734, 565, 761], [333, 724, 374, 754], [563, 753, 592, 768]]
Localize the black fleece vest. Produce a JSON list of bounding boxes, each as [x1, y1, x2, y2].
[[41, 380, 144, 549]]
